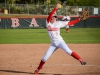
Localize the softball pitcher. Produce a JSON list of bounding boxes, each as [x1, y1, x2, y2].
[[34, 4, 86, 74]]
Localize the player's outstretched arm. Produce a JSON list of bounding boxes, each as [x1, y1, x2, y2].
[[47, 3, 61, 23], [68, 18, 80, 26]]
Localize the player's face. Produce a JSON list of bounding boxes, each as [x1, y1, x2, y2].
[[51, 16, 57, 23]]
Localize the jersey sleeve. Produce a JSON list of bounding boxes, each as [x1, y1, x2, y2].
[[58, 21, 69, 28], [68, 18, 80, 26], [47, 7, 57, 23]]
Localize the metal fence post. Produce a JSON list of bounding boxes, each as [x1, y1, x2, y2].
[[9, 4, 10, 14], [27, 4, 29, 14]]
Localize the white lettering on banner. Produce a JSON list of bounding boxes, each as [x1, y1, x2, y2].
[[11, 18, 19, 27], [29, 18, 38, 27]]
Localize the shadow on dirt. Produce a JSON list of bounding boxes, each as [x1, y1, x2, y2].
[[0, 70, 64, 75], [0, 70, 33, 74], [0, 70, 100, 75]]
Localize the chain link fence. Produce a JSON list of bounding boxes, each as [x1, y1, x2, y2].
[[0, 3, 100, 16]]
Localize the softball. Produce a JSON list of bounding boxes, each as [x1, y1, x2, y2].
[[58, 4, 62, 8]]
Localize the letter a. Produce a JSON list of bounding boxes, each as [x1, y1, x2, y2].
[[30, 18, 38, 27]]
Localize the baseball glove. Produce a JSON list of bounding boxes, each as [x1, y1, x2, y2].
[[79, 9, 89, 20]]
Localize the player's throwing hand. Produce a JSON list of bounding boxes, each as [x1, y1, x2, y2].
[[56, 3, 62, 9]]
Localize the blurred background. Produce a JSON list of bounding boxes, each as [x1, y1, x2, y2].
[[0, 0, 100, 16]]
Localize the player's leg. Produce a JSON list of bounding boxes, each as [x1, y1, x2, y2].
[[42, 46, 58, 61], [71, 51, 86, 65], [66, 26, 69, 33], [34, 45, 58, 74], [58, 41, 86, 65]]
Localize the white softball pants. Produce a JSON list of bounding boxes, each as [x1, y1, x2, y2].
[[42, 40, 72, 62], [66, 25, 69, 28]]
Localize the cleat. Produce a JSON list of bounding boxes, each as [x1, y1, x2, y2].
[[34, 69, 39, 74], [34, 67, 42, 74], [80, 61, 86, 65], [66, 30, 69, 33]]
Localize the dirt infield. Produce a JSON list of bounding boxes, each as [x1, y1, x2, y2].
[[0, 44, 100, 75]]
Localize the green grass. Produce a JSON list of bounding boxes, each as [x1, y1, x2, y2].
[[0, 28, 100, 44]]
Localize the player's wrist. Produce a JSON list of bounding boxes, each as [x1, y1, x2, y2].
[[56, 6, 59, 9]]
